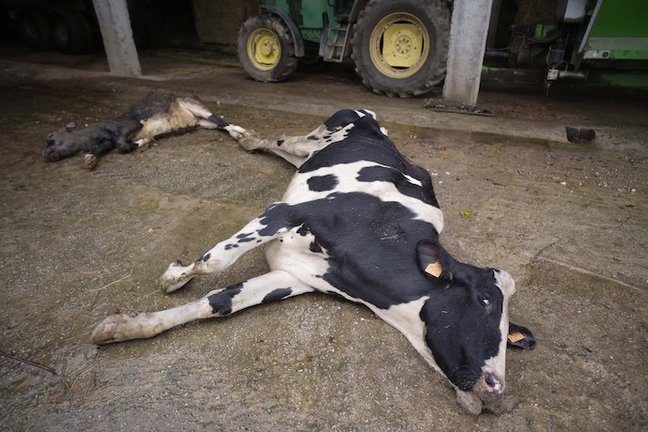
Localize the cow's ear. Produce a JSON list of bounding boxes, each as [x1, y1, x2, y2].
[[417, 240, 453, 280]]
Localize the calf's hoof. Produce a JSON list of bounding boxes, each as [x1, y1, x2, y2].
[[83, 153, 97, 169]]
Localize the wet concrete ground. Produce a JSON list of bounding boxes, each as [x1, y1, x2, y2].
[[0, 47, 647, 430]]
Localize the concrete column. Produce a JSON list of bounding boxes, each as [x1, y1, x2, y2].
[[92, 0, 141, 77], [442, 0, 493, 106]]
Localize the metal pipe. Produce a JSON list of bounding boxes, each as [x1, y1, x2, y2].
[[558, 70, 587, 79], [577, 0, 603, 54]]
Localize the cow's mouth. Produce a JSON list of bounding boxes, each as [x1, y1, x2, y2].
[[456, 370, 519, 415]]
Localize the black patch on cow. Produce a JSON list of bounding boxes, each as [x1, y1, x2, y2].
[[309, 242, 322, 253], [297, 225, 309, 236], [224, 244, 239, 250], [307, 174, 338, 192], [307, 135, 319, 140], [208, 283, 243, 316], [236, 232, 256, 243], [202, 253, 211, 262], [261, 288, 293, 304], [277, 139, 284, 146]]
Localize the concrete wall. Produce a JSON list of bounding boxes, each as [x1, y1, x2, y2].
[[192, 0, 260, 49]]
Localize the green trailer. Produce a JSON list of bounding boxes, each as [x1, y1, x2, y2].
[[236, 0, 648, 96]]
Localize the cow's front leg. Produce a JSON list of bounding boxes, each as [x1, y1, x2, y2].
[[92, 270, 313, 344], [160, 212, 290, 293]]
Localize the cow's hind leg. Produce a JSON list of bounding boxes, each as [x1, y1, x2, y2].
[[177, 97, 229, 129], [232, 109, 381, 168], [91, 270, 313, 344]]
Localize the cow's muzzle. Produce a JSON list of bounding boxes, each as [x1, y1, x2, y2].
[[456, 370, 517, 415], [483, 370, 504, 395]]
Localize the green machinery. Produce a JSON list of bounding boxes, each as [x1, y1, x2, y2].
[[236, 0, 648, 96]]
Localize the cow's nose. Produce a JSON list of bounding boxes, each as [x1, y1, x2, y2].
[[484, 371, 503, 395]]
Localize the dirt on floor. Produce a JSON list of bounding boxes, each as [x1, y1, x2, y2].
[[0, 47, 647, 431]]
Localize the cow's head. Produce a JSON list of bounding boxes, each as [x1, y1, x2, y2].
[[42, 125, 93, 161], [417, 240, 516, 415]]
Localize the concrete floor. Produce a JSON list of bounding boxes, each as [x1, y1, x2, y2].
[[0, 47, 647, 431]]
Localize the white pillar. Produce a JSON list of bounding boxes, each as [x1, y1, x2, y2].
[[92, 0, 141, 77], [442, 0, 493, 106]]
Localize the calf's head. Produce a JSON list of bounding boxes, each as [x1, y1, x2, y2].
[[42, 126, 96, 161], [417, 240, 516, 415]]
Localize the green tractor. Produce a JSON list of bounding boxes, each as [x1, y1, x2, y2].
[[237, 0, 648, 96], [237, 0, 450, 97]]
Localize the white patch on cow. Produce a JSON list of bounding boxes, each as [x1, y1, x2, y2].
[[370, 298, 443, 372], [282, 161, 444, 233], [326, 123, 354, 145], [353, 109, 377, 121], [380, 127, 389, 136], [403, 174, 422, 186], [482, 270, 516, 389], [266, 227, 331, 283]]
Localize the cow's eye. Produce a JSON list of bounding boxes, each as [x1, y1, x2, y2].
[[480, 296, 490, 307]]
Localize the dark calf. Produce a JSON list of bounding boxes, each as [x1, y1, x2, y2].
[[43, 92, 241, 168]]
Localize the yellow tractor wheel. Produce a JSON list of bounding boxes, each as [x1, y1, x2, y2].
[[237, 14, 298, 82], [351, 0, 450, 97], [369, 13, 429, 79]]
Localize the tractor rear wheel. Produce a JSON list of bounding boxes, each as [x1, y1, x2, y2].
[[237, 14, 298, 82], [351, 0, 450, 97]]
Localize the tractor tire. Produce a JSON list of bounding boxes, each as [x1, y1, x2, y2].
[[49, 6, 92, 54], [19, 9, 50, 50], [350, 0, 450, 97], [237, 14, 298, 83]]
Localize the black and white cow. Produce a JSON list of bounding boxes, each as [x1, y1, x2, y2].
[[43, 92, 244, 168], [91, 109, 535, 415]]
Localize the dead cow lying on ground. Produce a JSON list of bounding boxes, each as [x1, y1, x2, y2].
[[91, 109, 535, 415], [42, 92, 242, 168]]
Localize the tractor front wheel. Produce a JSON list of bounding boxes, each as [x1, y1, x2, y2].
[[351, 0, 450, 97], [237, 14, 298, 82]]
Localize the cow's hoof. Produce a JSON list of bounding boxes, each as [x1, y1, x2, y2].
[[91, 314, 134, 345], [159, 261, 193, 293], [235, 129, 264, 151]]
